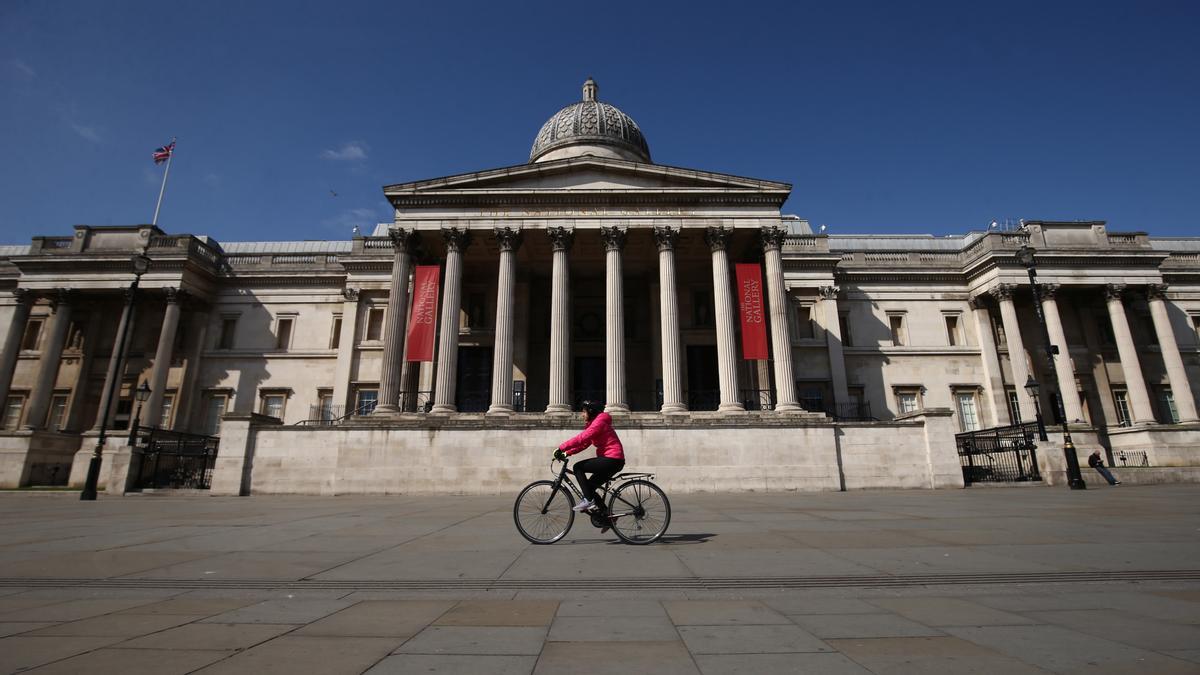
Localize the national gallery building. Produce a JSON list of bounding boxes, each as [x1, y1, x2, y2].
[[2, 80, 1198, 494]]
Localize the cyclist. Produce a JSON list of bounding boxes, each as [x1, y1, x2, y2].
[[553, 400, 624, 513]]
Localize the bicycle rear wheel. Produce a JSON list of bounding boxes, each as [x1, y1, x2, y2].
[[513, 480, 575, 544], [607, 479, 670, 545]]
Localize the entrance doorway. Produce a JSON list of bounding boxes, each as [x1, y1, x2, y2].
[[574, 356, 605, 410], [456, 346, 492, 412], [686, 345, 719, 411]]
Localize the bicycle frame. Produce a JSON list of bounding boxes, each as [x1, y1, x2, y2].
[[543, 459, 655, 517]]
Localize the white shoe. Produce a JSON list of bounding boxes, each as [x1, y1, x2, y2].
[[572, 499, 593, 513]]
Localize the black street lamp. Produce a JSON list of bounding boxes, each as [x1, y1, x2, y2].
[[1016, 245, 1086, 490], [127, 381, 152, 444], [81, 253, 150, 501], [1023, 375, 1048, 441]]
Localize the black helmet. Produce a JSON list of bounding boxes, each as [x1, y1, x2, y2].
[[580, 400, 604, 418]]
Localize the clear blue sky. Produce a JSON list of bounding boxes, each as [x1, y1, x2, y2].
[[2, 1, 1197, 244]]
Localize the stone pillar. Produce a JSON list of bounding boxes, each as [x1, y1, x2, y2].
[[970, 296, 1008, 425], [141, 288, 184, 427], [1146, 284, 1198, 422], [0, 289, 34, 404], [1039, 285, 1085, 423], [1105, 284, 1155, 423], [546, 227, 574, 414], [819, 286, 851, 410], [993, 284, 1037, 420], [761, 227, 801, 412], [332, 288, 360, 412], [430, 227, 470, 414], [601, 226, 629, 413], [25, 290, 74, 430], [375, 228, 415, 414], [92, 290, 136, 431], [705, 227, 744, 413], [654, 227, 686, 413], [488, 227, 522, 415]]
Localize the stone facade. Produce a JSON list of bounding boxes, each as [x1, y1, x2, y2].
[[1, 80, 1199, 494]]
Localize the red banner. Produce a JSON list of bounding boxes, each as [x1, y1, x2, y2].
[[736, 263, 769, 360], [404, 265, 440, 361]]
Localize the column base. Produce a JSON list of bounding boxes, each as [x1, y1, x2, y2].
[[429, 404, 457, 415], [718, 403, 746, 413], [660, 403, 688, 415], [604, 404, 631, 414], [371, 404, 401, 415], [486, 405, 514, 416], [545, 404, 573, 415], [774, 403, 805, 413]]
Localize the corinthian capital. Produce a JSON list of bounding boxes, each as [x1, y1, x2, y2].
[[600, 226, 627, 252], [704, 226, 732, 252], [818, 285, 840, 300], [494, 227, 523, 253], [653, 226, 679, 252], [341, 287, 360, 302], [1145, 283, 1168, 301], [1104, 284, 1126, 301], [547, 226, 574, 252], [760, 226, 787, 252], [441, 227, 472, 253], [991, 283, 1017, 301], [1039, 283, 1060, 299], [388, 227, 415, 253], [12, 288, 34, 306]]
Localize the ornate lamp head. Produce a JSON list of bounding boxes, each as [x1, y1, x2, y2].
[[1015, 245, 1036, 269]]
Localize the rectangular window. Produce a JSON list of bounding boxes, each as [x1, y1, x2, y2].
[[47, 393, 69, 431], [317, 391, 334, 422], [203, 394, 228, 436], [330, 315, 342, 349], [260, 392, 287, 419], [1113, 390, 1131, 427], [945, 315, 961, 346], [275, 317, 294, 350], [1159, 388, 1179, 424], [218, 317, 238, 350], [692, 289, 714, 328], [159, 393, 174, 429], [955, 391, 980, 432], [463, 292, 488, 330], [991, 314, 1007, 345], [888, 314, 907, 346], [838, 313, 852, 347], [895, 387, 922, 414], [21, 319, 43, 351], [365, 307, 385, 341], [3, 394, 24, 429], [794, 305, 814, 340], [355, 389, 378, 415], [1006, 388, 1022, 424], [1098, 314, 1116, 345]]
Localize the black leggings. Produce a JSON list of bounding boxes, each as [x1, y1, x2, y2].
[[573, 457, 624, 503]]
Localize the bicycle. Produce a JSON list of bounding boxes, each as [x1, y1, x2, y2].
[[513, 457, 671, 545]]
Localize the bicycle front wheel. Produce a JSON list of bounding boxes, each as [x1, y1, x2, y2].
[[607, 479, 670, 545], [513, 480, 575, 544]]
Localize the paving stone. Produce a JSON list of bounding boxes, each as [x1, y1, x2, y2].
[[1026, 608, 1200, 651], [555, 599, 668, 617], [126, 550, 361, 580], [366, 653, 537, 674], [762, 596, 881, 615], [663, 600, 790, 625], [0, 621, 56, 637], [395, 626, 547, 655], [791, 613, 944, 639], [0, 550, 203, 578], [0, 635, 125, 673], [827, 636, 1051, 675], [945, 624, 1200, 674], [118, 622, 299, 651], [694, 652, 872, 674], [24, 612, 204, 637], [200, 598, 354, 624], [112, 596, 261, 616], [192, 635, 401, 674], [970, 593, 1116, 613], [868, 597, 1036, 626], [534, 641, 699, 674], [433, 600, 558, 626], [677, 625, 832, 654], [22, 647, 228, 674], [296, 600, 452, 637], [2, 597, 164, 622], [548, 615, 680, 642], [1100, 591, 1200, 624]]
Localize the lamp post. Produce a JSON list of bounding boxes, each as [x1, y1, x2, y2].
[[1015, 245, 1086, 490], [128, 381, 152, 444], [81, 253, 150, 501], [1023, 375, 1048, 442]]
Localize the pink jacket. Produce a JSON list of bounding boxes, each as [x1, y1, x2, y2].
[[559, 412, 625, 460]]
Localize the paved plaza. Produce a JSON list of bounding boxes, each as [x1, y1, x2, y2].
[[0, 485, 1198, 673]]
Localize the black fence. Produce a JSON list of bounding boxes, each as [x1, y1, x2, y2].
[[955, 421, 1044, 485], [1115, 450, 1150, 467], [129, 426, 219, 490]]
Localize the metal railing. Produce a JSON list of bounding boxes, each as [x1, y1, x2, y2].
[[955, 421, 1044, 485], [128, 426, 220, 490], [1115, 450, 1150, 467]]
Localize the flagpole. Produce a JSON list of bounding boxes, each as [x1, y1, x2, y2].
[[151, 138, 175, 226]]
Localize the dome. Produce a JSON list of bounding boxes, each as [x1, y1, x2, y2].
[[529, 78, 651, 164]]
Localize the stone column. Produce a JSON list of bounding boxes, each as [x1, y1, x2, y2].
[[92, 290, 136, 431], [970, 296, 1008, 425], [0, 289, 34, 404], [1105, 284, 1155, 423], [819, 286, 851, 410], [488, 227, 522, 415], [601, 226, 629, 413], [705, 227, 744, 413], [1146, 284, 1198, 422], [430, 228, 470, 414], [332, 288, 360, 412], [1039, 284, 1085, 423], [375, 228, 415, 414], [141, 288, 185, 428], [654, 227, 686, 413], [993, 284, 1037, 420], [546, 227, 574, 414], [761, 227, 801, 412], [25, 290, 74, 430]]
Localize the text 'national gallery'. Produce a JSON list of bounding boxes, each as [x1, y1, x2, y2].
[[2, 79, 1199, 495]]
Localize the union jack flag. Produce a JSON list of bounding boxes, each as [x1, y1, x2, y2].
[[152, 139, 175, 164]]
